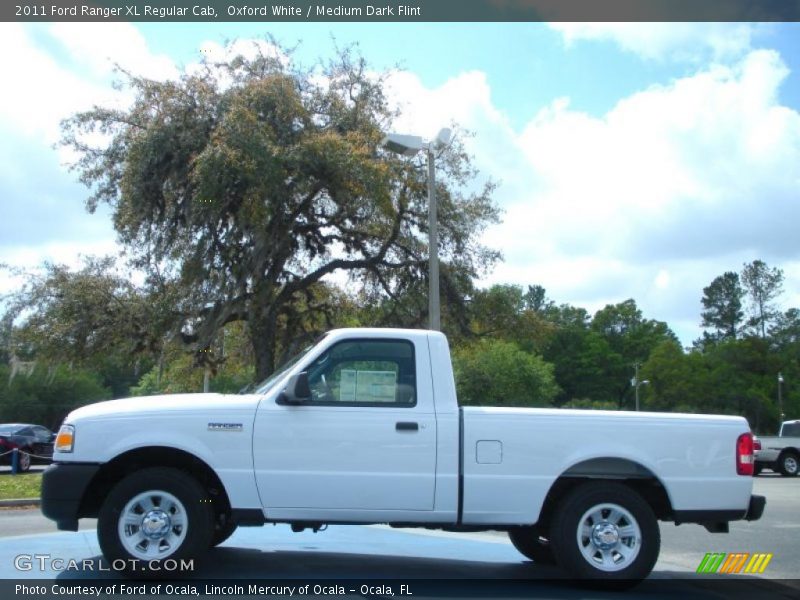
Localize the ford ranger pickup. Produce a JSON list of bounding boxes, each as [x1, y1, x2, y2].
[[41, 328, 765, 583]]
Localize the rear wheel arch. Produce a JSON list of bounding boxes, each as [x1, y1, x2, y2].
[[536, 458, 674, 532]]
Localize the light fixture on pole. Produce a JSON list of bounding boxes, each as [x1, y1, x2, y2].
[[632, 362, 649, 411], [381, 127, 452, 331]]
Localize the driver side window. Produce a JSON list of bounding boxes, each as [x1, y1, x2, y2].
[[305, 339, 416, 406]]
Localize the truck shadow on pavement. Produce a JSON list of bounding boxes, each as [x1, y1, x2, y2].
[[207, 545, 570, 579], [52, 546, 564, 580]]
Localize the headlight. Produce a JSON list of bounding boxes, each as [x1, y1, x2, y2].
[[54, 425, 75, 453]]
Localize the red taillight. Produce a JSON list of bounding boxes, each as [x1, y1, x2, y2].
[[754, 438, 762, 451], [737, 432, 754, 476]]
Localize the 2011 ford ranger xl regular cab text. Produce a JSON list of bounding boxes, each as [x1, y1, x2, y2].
[[41, 328, 765, 583]]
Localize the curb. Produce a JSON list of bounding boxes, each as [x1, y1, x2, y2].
[[0, 498, 40, 508]]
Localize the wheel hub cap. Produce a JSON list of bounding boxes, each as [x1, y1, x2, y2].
[[576, 502, 643, 572], [141, 509, 171, 539], [592, 522, 620, 549]]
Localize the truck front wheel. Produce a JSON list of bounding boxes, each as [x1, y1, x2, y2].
[[549, 482, 659, 586], [98, 467, 214, 574], [210, 517, 238, 547], [508, 526, 556, 564]]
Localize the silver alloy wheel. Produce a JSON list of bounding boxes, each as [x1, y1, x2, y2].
[[118, 490, 188, 560], [784, 455, 799, 475], [576, 502, 642, 572]]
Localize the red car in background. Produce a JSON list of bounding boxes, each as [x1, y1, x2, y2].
[[0, 423, 55, 472]]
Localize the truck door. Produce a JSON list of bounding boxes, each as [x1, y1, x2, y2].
[[253, 337, 437, 512]]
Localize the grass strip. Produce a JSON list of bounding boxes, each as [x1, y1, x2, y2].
[[0, 472, 42, 500]]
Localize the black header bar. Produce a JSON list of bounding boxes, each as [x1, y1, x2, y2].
[[4, 578, 800, 598], [6, 1, 800, 23]]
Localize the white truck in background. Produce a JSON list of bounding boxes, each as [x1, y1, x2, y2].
[[754, 420, 800, 476], [41, 328, 765, 585]]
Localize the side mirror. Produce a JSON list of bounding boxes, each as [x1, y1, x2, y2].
[[277, 372, 311, 405]]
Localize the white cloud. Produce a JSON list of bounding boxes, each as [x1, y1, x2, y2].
[[383, 69, 533, 203], [48, 23, 178, 81], [517, 50, 797, 257], [0, 23, 178, 276], [382, 49, 800, 344], [548, 23, 759, 62], [0, 22, 182, 185], [654, 269, 670, 290], [0, 239, 121, 297], [0, 24, 176, 145], [509, 50, 799, 341], [0, 24, 104, 143]]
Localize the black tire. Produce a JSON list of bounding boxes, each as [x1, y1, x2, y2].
[[549, 482, 660, 587], [210, 517, 238, 547], [508, 526, 556, 564], [778, 452, 799, 477], [753, 463, 763, 476], [98, 467, 214, 576], [17, 450, 31, 472]]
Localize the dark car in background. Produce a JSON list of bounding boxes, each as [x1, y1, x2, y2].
[[0, 424, 55, 472]]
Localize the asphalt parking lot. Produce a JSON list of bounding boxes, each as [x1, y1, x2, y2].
[[0, 474, 797, 599]]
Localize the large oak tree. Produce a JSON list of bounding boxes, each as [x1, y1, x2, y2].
[[61, 43, 499, 379]]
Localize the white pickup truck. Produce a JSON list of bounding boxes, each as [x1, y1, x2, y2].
[[42, 328, 764, 583], [754, 420, 800, 476]]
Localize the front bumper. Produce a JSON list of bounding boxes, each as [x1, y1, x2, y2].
[[40, 462, 100, 531], [745, 494, 766, 521]]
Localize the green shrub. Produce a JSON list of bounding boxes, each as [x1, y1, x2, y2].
[[453, 339, 559, 407], [0, 365, 111, 429]]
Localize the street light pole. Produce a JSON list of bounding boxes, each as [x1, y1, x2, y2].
[[382, 128, 451, 331], [778, 372, 784, 421], [633, 362, 649, 411], [426, 145, 440, 331]]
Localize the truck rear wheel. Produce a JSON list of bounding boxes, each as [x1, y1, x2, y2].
[[98, 467, 214, 574], [549, 482, 659, 586], [779, 452, 799, 476], [508, 526, 556, 564]]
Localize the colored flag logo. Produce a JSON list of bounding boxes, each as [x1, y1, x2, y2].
[[696, 552, 773, 574]]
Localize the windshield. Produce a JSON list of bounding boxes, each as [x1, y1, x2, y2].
[[249, 335, 327, 395], [0, 425, 19, 435]]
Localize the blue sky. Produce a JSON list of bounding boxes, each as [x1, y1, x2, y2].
[[134, 22, 800, 124], [2, 21, 800, 347]]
